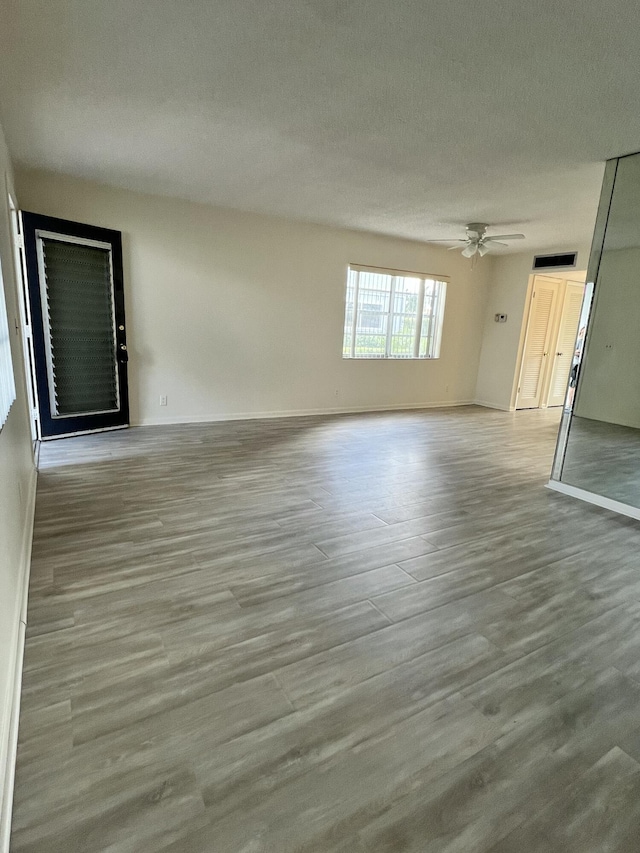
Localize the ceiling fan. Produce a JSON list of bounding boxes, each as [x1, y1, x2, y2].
[[430, 223, 525, 258]]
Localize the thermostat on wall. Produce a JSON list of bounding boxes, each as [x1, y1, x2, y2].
[[494, 313, 508, 323]]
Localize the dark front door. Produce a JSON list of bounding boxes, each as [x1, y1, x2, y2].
[[21, 212, 129, 439]]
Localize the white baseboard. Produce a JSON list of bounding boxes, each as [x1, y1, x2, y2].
[[473, 399, 516, 412], [134, 400, 476, 427], [1, 465, 37, 853], [546, 479, 640, 522]]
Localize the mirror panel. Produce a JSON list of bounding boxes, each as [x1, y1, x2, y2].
[[551, 152, 640, 512]]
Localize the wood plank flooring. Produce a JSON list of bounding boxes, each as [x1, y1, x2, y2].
[[11, 405, 640, 852]]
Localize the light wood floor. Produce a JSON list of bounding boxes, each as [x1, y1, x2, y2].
[[11, 405, 640, 852]]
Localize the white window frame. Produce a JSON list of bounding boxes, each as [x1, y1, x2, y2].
[[342, 264, 447, 360]]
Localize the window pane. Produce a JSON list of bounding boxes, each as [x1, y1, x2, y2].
[[353, 270, 391, 356], [393, 276, 420, 314], [389, 335, 414, 357], [419, 316, 432, 357], [420, 280, 446, 358], [345, 269, 357, 308], [390, 312, 417, 357], [354, 334, 386, 357], [358, 309, 387, 332], [0, 258, 16, 430]]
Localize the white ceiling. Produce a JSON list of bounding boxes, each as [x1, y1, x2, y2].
[[3, 0, 640, 251]]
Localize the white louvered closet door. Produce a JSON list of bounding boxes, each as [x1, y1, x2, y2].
[[545, 281, 585, 407], [516, 276, 561, 409]]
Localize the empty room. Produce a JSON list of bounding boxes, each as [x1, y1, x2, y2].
[[2, 1, 640, 851]]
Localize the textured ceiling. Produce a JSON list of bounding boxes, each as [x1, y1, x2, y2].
[[3, 0, 640, 250]]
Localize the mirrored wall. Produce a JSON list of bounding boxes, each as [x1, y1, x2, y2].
[[550, 152, 640, 517]]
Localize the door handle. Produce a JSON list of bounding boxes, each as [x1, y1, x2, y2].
[[556, 352, 563, 356]]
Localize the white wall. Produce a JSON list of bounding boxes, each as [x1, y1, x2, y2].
[[475, 247, 591, 410], [0, 129, 36, 848], [16, 169, 492, 424], [575, 247, 640, 428]]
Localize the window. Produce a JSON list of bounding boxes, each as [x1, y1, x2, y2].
[[343, 265, 447, 359], [0, 256, 16, 430]]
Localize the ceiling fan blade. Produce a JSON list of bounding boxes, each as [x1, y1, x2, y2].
[[483, 239, 509, 248], [428, 238, 468, 242], [487, 234, 525, 241], [461, 244, 478, 258], [447, 244, 466, 250]]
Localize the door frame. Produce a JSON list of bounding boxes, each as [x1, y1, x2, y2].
[[6, 186, 39, 445], [20, 211, 130, 439]]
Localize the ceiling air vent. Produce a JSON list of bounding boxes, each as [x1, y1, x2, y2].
[[532, 252, 578, 271]]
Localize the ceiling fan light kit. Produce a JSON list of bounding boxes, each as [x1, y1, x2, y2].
[[430, 222, 525, 262]]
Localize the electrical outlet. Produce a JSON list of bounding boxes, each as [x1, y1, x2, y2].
[[159, 395, 167, 406]]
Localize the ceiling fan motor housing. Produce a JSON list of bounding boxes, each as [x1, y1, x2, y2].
[[466, 223, 488, 238]]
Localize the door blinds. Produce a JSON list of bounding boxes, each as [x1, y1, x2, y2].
[[40, 238, 119, 417]]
